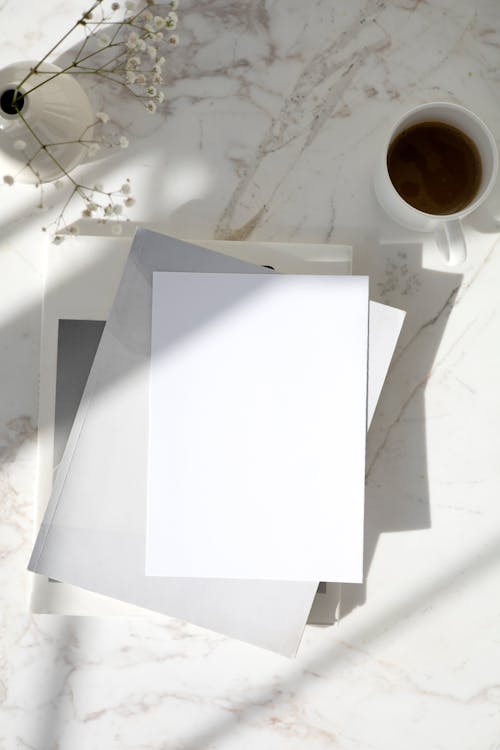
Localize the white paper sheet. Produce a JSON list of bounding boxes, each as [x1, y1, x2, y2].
[[367, 301, 406, 425], [147, 272, 369, 582]]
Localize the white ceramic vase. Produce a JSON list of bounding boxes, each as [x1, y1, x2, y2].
[[0, 60, 95, 183]]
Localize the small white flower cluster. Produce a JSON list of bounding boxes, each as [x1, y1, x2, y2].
[[117, 1, 178, 110], [80, 111, 130, 159], [84, 180, 136, 219], [50, 179, 137, 243], [96, 111, 109, 123]]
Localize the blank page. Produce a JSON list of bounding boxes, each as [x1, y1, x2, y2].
[[147, 272, 369, 582]]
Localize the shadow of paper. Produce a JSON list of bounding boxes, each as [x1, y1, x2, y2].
[[309, 229, 463, 623]]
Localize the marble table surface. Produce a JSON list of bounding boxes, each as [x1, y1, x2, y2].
[[2, 0, 500, 748]]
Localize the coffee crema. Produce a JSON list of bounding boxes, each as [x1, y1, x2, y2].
[[387, 121, 482, 215]]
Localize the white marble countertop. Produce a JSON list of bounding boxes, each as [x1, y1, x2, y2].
[[2, 1, 500, 748]]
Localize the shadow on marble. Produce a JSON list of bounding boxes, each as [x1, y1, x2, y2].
[[171, 530, 500, 750], [20, 528, 500, 750], [310, 232, 463, 624]]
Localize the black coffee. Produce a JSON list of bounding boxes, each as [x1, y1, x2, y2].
[[387, 121, 482, 215]]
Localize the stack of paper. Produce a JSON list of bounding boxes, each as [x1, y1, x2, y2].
[[29, 230, 404, 656]]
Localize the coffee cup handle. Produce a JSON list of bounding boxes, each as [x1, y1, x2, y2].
[[443, 219, 467, 266]]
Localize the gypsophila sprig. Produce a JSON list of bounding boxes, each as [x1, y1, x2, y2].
[[5, 0, 179, 237]]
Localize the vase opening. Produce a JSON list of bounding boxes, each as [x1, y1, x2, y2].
[[0, 88, 26, 116]]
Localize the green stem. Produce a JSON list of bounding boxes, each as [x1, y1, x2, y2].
[[108, 12, 126, 45], [61, 68, 149, 104], [16, 110, 79, 187], [42, 138, 99, 147], [59, 186, 79, 219], [82, 45, 131, 73], [72, 26, 92, 68], [20, 41, 124, 98], [65, 39, 123, 68], [14, 0, 105, 93], [63, 68, 130, 88]]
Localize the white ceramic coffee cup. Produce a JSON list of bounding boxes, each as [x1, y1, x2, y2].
[[374, 102, 498, 265]]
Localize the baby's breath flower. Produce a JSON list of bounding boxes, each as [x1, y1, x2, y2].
[[14, 139, 27, 151], [3, 175, 14, 185], [126, 31, 140, 49], [145, 100, 157, 113], [88, 202, 98, 212], [146, 85, 157, 97], [68, 224, 79, 235], [152, 73, 163, 84], [111, 1, 120, 9], [126, 55, 141, 69], [156, 91, 165, 103], [154, 15, 166, 29], [143, 10, 153, 21], [166, 11, 178, 28], [126, 70, 137, 84], [147, 45, 157, 59], [169, 0, 179, 9], [113, 204, 123, 214], [53, 235, 64, 244], [96, 111, 110, 123], [168, 34, 179, 45], [121, 182, 131, 194], [124, 196, 136, 207], [157, 56, 165, 66], [104, 204, 114, 216], [137, 38, 147, 51], [119, 136, 129, 148], [82, 208, 92, 217], [155, 31, 163, 41], [135, 73, 146, 85]]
